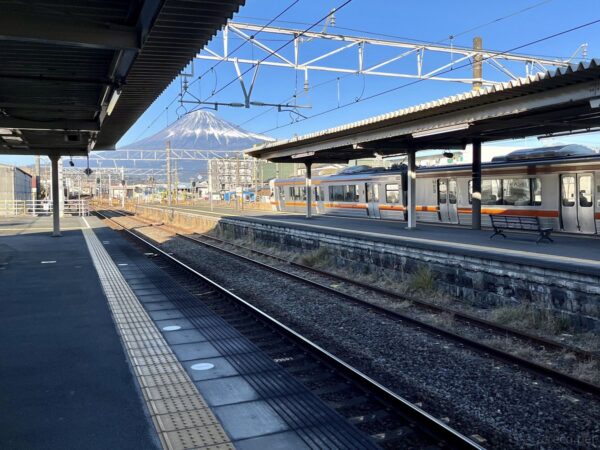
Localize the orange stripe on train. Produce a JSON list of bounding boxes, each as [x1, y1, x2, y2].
[[458, 208, 559, 218], [283, 201, 562, 219]]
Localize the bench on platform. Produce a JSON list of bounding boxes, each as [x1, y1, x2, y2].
[[489, 214, 553, 243]]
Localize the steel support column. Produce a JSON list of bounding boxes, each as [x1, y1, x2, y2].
[[472, 140, 482, 230], [50, 154, 61, 237], [407, 150, 417, 229], [305, 161, 312, 219]]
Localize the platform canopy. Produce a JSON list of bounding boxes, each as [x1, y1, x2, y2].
[[246, 59, 600, 163], [0, 0, 245, 157]]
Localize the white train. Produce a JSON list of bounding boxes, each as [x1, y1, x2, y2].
[[270, 144, 600, 235]]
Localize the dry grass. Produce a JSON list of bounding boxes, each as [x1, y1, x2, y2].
[[572, 358, 600, 385], [491, 304, 572, 336], [408, 266, 437, 294], [192, 224, 600, 358], [297, 247, 333, 268]]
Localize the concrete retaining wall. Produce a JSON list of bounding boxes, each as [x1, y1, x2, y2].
[[135, 205, 600, 330]]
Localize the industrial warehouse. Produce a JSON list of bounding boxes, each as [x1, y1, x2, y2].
[[1, 1, 599, 449]]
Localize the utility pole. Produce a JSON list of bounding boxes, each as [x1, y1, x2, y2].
[[253, 159, 259, 204], [121, 167, 125, 209], [33, 155, 40, 201], [208, 159, 214, 211], [174, 159, 179, 204], [166, 141, 172, 207], [108, 172, 112, 206], [472, 36, 483, 91], [236, 153, 241, 211]]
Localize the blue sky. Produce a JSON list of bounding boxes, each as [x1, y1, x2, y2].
[[3, 0, 600, 166]]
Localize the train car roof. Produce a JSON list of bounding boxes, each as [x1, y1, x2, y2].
[[274, 147, 600, 182]]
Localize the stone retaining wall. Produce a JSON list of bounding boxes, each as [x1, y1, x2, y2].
[[135, 205, 600, 330]]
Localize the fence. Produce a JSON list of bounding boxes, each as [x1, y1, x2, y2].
[[0, 200, 90, 217]]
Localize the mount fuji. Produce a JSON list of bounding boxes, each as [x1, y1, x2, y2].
[[120, 110, 274, 150], [84, 110, 274, 181]]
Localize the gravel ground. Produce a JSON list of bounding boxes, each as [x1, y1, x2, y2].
[[108, 216, 600, 449], [191, 233, 599, 385]]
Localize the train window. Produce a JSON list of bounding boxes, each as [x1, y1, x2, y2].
[[289, 186, 306, 200], [481, 179, 502, 205], [278, 186, 285, 200], [438, 180, 447, 204], [345, 185, 359, 202], [313, 187, 319, 201], [469, 178, 541, 206], [366, 184, 380, 203], [329, 185, 359, 202], [561, 176, 576, 207], [502, 179, 530, 206], [448, 179, 457, 204], [329, 185, 344, 201], [385, 184, 400, 203], [531, 178, 542, 206], [372, 184, 379, 202], [579, 175, 593, 207]]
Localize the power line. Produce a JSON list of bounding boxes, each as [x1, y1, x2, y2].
[[200, 0, 354, 104], [236, 0, 555, 47], [129, 0, 302, 143], [237, 0, 561, 129], [449, 0, 554, 40], [259, 17, 600, 135]]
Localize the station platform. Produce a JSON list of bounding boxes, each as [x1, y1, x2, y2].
[[0, 216, 377, 449], [146, 204, 600, 276]]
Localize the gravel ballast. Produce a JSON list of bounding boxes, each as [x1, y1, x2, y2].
[[122, 220, 600, 450]]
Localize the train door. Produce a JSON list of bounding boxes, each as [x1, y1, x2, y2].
[[314, 185, 324, 214], [365, 182, 380, 218], [437, 178, 459, 223], [560, 174, 596, 233], [277, 186, 286, 211]]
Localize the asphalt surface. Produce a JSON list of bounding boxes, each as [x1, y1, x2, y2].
[[0, 219, 159, 449]]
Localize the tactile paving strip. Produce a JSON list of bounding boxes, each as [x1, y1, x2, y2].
[[101, 226, 379, 450], [82, 228, 233, 450]]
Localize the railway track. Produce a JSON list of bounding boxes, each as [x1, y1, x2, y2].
[[177, 233, 600, 395], [180, 230, 596, 359], [99, 208, 600, 397], [95, 209, 485, 449]]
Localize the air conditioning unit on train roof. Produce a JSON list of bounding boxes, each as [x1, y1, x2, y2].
[[491, 144, 596, 162]]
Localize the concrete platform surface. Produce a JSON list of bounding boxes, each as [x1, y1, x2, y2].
[[0, 216, 160, 449], [0, 216, 378, 449]]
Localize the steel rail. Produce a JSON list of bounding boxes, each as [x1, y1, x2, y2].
[[94, 209, 485, 450], [184, 230, 597, 361], [101, 207, 600, 395], [172, 231, 600, 397]]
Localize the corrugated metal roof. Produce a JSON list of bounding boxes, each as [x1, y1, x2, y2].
[[247, 59, 600, 160], [0, 0, 245, 156], [96, 0, 245, 149]]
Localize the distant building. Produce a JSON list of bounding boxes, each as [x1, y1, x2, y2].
[[0, 163, 32, 201], [208, 158, 298, 196]]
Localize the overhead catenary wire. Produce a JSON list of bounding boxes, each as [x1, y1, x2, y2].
[[234, 0, 574, 59], [258, 17, 600, 135], [129, 0, 302, 142], [199, 0, 354, 104], [237, 0, 562, 129]]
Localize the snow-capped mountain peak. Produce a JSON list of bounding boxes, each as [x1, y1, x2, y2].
[[121, 110, 274, 150]]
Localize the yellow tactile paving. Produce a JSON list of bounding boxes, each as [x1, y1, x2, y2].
[[82, 224, 233, 450]]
